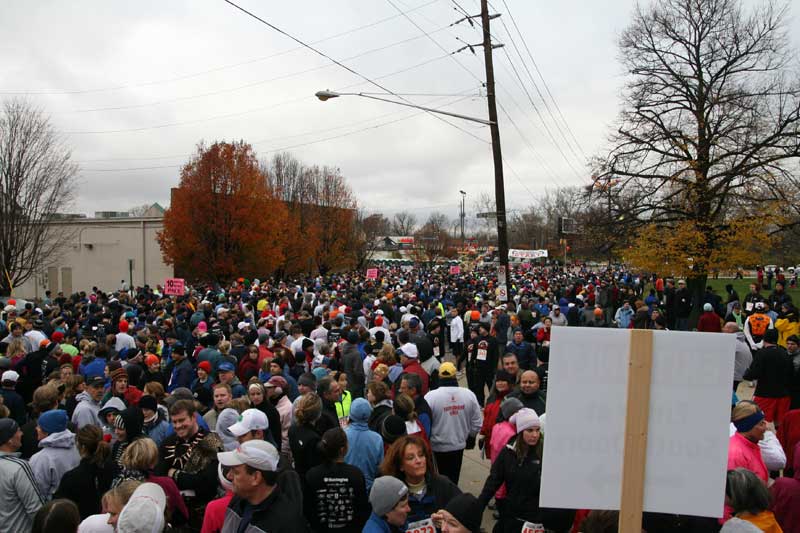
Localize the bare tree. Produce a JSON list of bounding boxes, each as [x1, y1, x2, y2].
[[127, 204, 152, 217], [0, 99, 77, 296], [597, 0, 800, 310], [414, 211, 456, 263], [352, 212, 391, 269], [391, 211, 417, 236]]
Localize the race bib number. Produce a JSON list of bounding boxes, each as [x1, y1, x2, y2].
[[433, 346, 440, 357], [521, 522, 544, 533], [477, 348, 488, 361], [406, 518, 435, 533], [745, 302, 753, 311]]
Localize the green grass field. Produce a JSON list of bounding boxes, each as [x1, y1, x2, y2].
[[704, 277, 800, 304]]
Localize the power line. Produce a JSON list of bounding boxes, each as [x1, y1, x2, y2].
[[221, 0, 488, 145], [78, 94, 479, 172], [498, 45, 584, 179], [63, 51, 457, 134], [0, 0, 441, 96], [496, 0, 588, 159], [58, 26, 454, 115]]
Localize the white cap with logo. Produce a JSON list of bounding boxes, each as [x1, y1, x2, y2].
[[217, 439, 279, 472], [227, 408, 269, 437]]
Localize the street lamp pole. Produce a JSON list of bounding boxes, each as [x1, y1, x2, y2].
[[479, 0, 510, 300], [459, 190, 466, 242]]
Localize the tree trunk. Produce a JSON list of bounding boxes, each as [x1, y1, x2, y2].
[[687, 274, 707, 330]]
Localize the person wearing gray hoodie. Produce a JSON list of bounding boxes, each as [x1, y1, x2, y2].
[[71, 376, 106, 429], [29, 409, 80, 500], [344, 398, 384, 491]]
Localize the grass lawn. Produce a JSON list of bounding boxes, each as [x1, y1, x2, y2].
[[704, 277, 800, 304]]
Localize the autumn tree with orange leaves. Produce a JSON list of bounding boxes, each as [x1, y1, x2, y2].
[[264, 153, 358, 275], [158, 141, 289, 283]]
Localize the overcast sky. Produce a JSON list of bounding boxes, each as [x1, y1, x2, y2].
[[2, 0, 798, 225]]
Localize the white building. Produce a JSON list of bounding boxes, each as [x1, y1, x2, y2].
[[13, 204, 174, 299]]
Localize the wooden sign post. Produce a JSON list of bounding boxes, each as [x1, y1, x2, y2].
[[619, 329, 653, 532]]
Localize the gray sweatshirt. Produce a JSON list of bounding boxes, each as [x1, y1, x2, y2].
[[424, 385, 483, 452], [29, 430, 80, 499]]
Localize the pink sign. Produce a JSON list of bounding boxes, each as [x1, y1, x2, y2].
[[164, 278, 185, 295], [449, 265, 460, 275], [366, 268, 378, 279]]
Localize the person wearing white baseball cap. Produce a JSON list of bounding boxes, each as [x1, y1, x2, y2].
[[1, 369, 26, 425], [217, 440, 306, 532], [116, 482, 167, 533], [228, 408, 275, 446]]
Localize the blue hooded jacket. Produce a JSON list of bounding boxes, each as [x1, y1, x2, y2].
[[344, 398, 384, 491]]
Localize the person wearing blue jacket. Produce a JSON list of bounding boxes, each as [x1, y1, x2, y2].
[[505, 329, 535, 370], [344, 398, 384, 491], [166, 345, 193, 392], [363, 476, 411, 533]]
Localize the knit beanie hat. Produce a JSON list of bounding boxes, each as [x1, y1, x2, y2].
[[369, 476, 409, 516], [500, 397, 524, 420], [197, 361, 212, 374], [381, 415, 407, 444], [38, 409, 69, 434], [510, 407, 540, 433], [110, 367, 128, 383], [139, 395, 158, 413], [0, 418, 19, 446], [444, 493, 482, 533], [144, 354, 159, 367]]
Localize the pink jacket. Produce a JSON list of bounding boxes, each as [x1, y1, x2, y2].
[[201, 492, 233, 533], [489, 421, 517, 499], [727, 432, 768, 482]]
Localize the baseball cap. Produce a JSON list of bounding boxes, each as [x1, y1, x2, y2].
[[398, 343, 418, 359], [439, 362, 457, 378], [228, 408, 269, 437], [1, 370, 19, 383], [218, 361, 236, 373], [217, 439, 279, 472], [117, 482, 167, 533], [86, 376, 105, 388]]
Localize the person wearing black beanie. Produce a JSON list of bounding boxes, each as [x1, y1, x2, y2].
[[432, 493, 482, 533]]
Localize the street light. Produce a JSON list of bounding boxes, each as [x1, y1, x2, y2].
[[314, 90, 494, 126], [316, 84, 510, 300], [459, 190, 467, 242]]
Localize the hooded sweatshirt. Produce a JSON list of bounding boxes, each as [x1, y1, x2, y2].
[[72, 390, 102, 429], [0, 450, 45, 531], [344, 399, 384, 491], [30, 429, 81, 499]]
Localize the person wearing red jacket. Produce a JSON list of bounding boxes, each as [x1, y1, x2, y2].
[[398, 344, 429, 396], [478, 370, 514, 451], [697, 303, 723, 332]]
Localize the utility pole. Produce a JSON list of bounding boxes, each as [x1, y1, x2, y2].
[[479, 0, 510, 301], [459, 190, 466, 242]]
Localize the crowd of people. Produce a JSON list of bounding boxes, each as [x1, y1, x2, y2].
[[0, 263, 798, 533]]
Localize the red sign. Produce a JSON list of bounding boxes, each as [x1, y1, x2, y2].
[[449, 265, 460, 275], [164, 278, 185, 296], [366, 268, 378, 279], [397, 236, 415, 245]]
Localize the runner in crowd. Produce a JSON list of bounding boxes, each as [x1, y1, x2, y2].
[[0, 263, 797, 532]]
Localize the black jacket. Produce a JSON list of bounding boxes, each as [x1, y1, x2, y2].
[[744, 345, 794, 398], [478, 445, 542, 522], [223, 485, 308, 533], [507, 389, 546, 416], [288, 423, 323, 480], [304, 462, 369, 533], [54, 458, 112, 519]]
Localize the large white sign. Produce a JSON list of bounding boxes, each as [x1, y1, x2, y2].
[[509, 248, 548, 259], [540, 328, 735, 518]]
